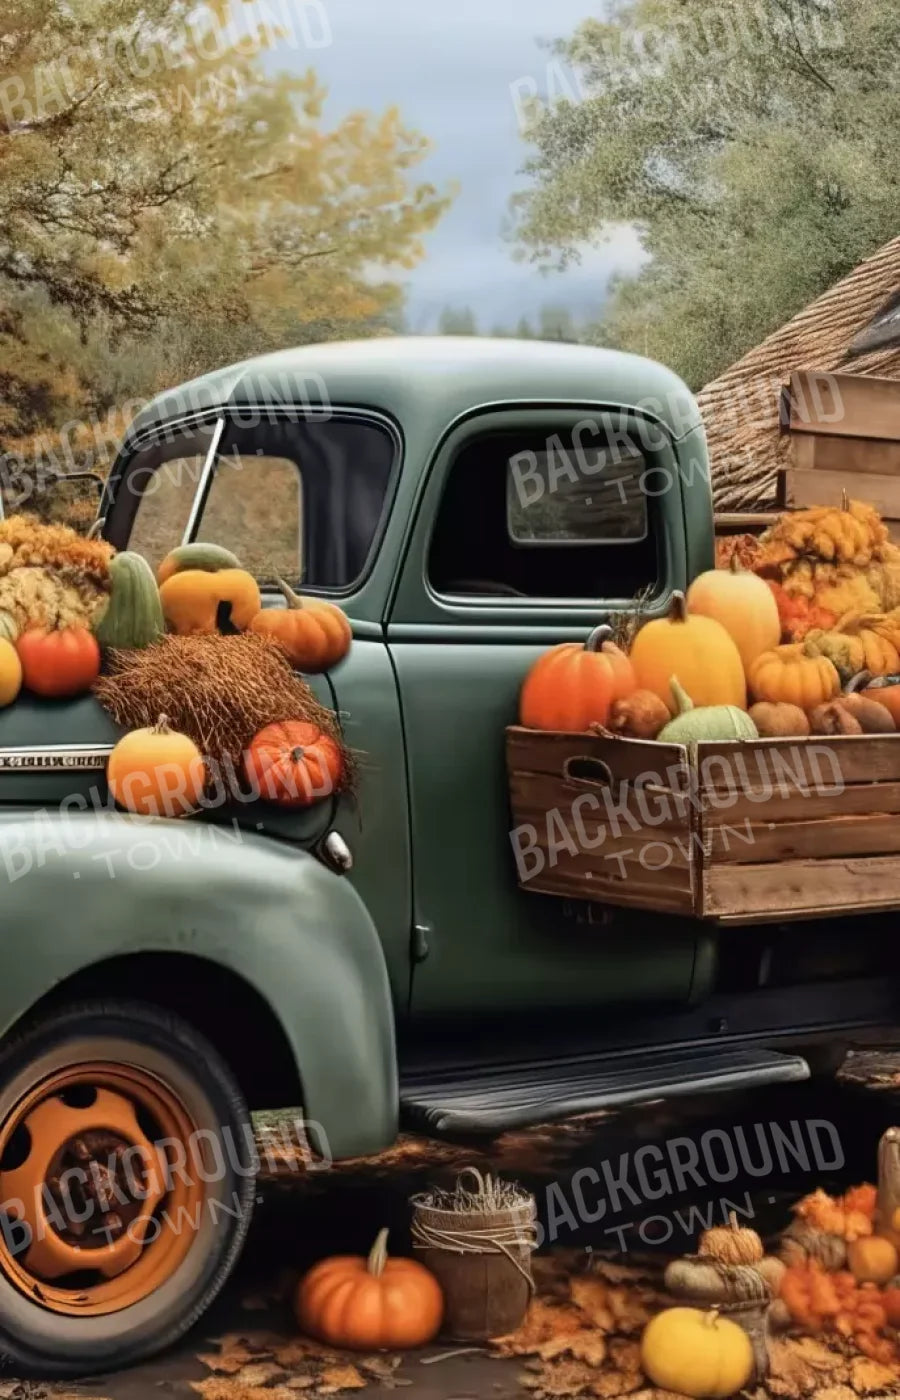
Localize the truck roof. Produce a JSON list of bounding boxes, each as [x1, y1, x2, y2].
[[123, 336, 702, 447]]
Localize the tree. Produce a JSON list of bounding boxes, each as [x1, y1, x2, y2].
[[438, 305, 478, 335], [0, 0, 451, 446], [512, 0, 900, 388]]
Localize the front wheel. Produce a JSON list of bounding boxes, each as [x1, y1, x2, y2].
[[0, 1000, 256, 1376]]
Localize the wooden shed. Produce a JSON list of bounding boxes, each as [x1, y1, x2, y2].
[[698, 234, 900, 527]]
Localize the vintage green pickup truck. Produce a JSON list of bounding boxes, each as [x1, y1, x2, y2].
[[0, 337, 895, 1373]]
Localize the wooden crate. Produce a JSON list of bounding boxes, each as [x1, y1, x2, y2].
[[506, 725, 900, 924], [780, 369, 900, 542]]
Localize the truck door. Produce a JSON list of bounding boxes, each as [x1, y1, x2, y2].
[[389, 406, 703, 1017]]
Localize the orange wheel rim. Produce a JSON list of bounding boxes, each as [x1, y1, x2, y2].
[[0, 1063, 207, 1316]]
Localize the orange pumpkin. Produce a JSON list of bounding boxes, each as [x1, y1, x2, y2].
[[629, 592, 746, 712], [16, 626, 101, 698], [159, 567, 261, 634], [295, 1228, 443, 1350], [249, 579, 352, 672], [847, 1235, 899, 1284], [686, 555, 781, 670], [107, 715, 206, 818], [519, 624, 636, 732], [862, 681, 900, 724], [243, 720, 344, 808], [748, 643, 840, 709]]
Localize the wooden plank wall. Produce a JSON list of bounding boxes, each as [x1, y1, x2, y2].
[[779, 370, 900, 541]]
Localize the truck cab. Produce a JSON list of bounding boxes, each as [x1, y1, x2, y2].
[[0, 337, 896, 1373]]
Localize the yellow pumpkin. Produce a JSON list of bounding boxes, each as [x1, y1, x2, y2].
[[686, 556, 781, 671], [0, 637, 22, 707], [158, 567, 261, 635], [629, 591, 746, 713], [748, 643, 840, 709], [640, 1307, 753, 1398]]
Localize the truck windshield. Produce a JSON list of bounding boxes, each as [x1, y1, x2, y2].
[[121, 413, 396, 592]]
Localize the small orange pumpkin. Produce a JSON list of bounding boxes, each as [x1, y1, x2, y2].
[[295, 1228, 443, 1350], [243, 720, 344, 808], [107, 714, 206, 818], [847, 1235, 899, 1285], [748, 643, 840, 709], [519, 624, 636, 732], [249, 579, 352, 672], [16, 626, 101, 698], [158, 567, 261, 634]]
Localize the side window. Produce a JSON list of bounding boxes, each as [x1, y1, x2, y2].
[[428, 427, 659, 600], [122, 414, 395, 590]]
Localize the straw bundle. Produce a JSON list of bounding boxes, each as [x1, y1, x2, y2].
[[93, 632, 352, 781]]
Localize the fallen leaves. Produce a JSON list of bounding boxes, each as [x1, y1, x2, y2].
[[193, 1331, 409, 1398], [493, 1256, 662, 1399]]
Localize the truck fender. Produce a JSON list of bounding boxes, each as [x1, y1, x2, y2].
[[0, 811, 397, 1159]]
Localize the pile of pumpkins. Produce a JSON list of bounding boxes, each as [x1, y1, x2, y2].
[[0, 527, 355, 817], [0, 538, 352, 710], [520, 554, 900, 743]]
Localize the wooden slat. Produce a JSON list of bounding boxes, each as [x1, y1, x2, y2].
[[506, 726, 686, 786], [522, 868, 695, 916], [710, 812, 900, 865], [714, 512, 779, 532], [790, 433, 900, 479], [702, 854, 900, 919], [509, 772, 694, 840], [782, 466, 900, 519], [696, 734, 900, 787], [702, 779, 900, 827], [787, 370, 900, 442]]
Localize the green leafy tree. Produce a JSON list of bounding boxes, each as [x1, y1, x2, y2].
[[438, 305, 478, 334], [0, 0, 451, 447], [512, 0, 900, 388]]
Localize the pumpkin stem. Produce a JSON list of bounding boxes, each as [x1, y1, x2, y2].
[[669, 676, 694, 715], [585, 623, 613, 653], [275, 576, 305, 611], [151, 714, 171, 735], [367, 1227, 390, 1278], [728, 553, 743, 574], [841, 488, 850, 513], [290, 747, 306, 762], [86, 517, 106, 541], [704, 1307, 720, 1327], [667, 590, 688, 623], [727, 1211, 739, 1231]]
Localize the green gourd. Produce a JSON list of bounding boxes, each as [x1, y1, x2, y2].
[[659, 676, 758, 744], [94, 551, 165, 650], [157, 542, 241, 583]]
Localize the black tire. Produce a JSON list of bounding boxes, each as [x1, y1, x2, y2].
[[0, 999, 256, 1377]]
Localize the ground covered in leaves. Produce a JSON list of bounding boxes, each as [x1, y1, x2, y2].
[[183, 1250, 900, 1400]]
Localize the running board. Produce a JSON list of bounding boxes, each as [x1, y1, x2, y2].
[[399, 1045, 810, 1137]]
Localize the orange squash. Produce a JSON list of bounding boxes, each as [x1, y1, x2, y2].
[[748, 643, 840, 709], [629, 592, 746, 713], [686, 556, 781, 671], [107, 715, 206, 818], [519, 624, 635, 731], [249, 579, 352, 672], [16, 626, 100, 698], [158, 567, 261, 634], [861, 680, 900, 724], [847, 1235, 899, 1285], [244, 720, 344, 808], [295, 1228, 443, 1350]]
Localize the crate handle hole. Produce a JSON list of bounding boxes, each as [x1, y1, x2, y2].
[[563, 756, 614, 788]]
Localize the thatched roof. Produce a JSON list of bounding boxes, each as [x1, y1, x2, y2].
[[698, 235, 900, 513]]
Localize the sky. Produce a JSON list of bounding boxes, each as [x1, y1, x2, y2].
[[270, 0, 648, 332]]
